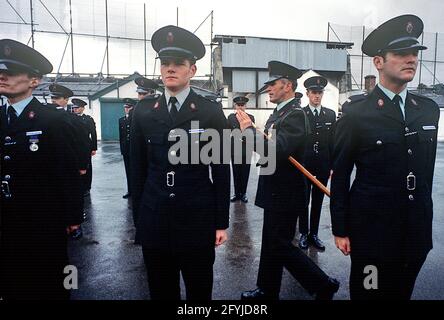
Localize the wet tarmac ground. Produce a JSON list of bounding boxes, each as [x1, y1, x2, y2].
[[69, 142, 444, 300]]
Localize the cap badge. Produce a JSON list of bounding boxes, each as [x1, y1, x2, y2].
[[4, 45, 11, 57], [377, 99, 384, 108], [406, 22, 414, 34], [167, 32, 174, 44], [317, 79, 320, 85]]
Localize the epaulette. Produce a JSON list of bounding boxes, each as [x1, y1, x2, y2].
[[343, 93, 368, 105], [409, 91, 437, 104], [142, 93, 161, 101], [198, 94, 220, 104]]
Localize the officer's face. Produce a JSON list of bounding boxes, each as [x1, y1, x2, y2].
[[0, 70, 40, 100], [160, 58, 196, 93], [374, 49, 419, 85], [124, 106, 133, 114], [137, 92, 147, 100], [266, 79, 292, 104], [52, 96, 69, 107], [234, 103, 246, 111], [72, 106, 84, 114], [307, 90, 323, 106]]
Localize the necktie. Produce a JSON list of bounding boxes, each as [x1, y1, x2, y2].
[[314, 108, 319, 120], [8, 106, 18, 126], [392, 95, 404, 119], [169, 97, 178, 121]]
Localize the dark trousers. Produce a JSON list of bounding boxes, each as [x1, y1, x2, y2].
[[299, 173, 329, 236], [231, 163, 251, 196], [257, 203, 332, 296], [82, 156, 93, 191], [349, 254, 427, 300], [142, 246, 215, 300], [123, 153, 130, 193]]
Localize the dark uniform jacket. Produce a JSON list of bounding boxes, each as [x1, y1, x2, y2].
[[227, 112, 255, 161], [119, 114, 131, 156], [130, 89, 230, 250], [302, 106, 336, 174], [0, 98, 83, 298], [77, 113, 97, 152], [53, 106, 91, 171], [254, 99, 310, 210], [331, 86, 440, 260]]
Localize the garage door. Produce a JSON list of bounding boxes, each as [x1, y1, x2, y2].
[[100, 99, 125, 141]]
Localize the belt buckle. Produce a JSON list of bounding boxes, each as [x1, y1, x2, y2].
[[166, 171, 175, 187], [407, 172, 416, 191], [1, 181, 12, 198], [313, 143, 319, 154]]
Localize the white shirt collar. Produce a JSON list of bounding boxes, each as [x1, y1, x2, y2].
[[8, 96, 34, 117], [276, 97, 295, 111], [309, 104, 321, 115], [164, 87, 191, 110], [377, 83, 407, 104]]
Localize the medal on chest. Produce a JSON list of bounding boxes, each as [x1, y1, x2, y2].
[[26, 130, 42, 152]]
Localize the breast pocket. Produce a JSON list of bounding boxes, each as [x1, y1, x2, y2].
[[360, 133, 401, 169], [416, 129, 436, 164]]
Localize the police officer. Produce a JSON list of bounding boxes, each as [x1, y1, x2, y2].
[[0, 39, 83, 299], [299, 76, 336, 250], [238, 61, 339, 300], [331, 15, 440, 300], [227, 96, 255, 203], [130, 25, 230, 300], [135, 76, 160, 100], [49, 83, 90, 176], [119, 98, 135, 199], [72, 98, 97, 196]]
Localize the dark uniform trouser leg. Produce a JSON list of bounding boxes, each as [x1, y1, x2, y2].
[[84, 156, 93, 191], [239, 163, 251, 195], [257, 207, 332, 296], [299, 174, 328, 235], [142, 247, 181, 300], [232, 163, 242, 196], [350, 254, 427, 300], [142, 247, 215, 300], [180, 249, 215, 300], [309, 174, 329, 235], [123, 153, 130, 193]]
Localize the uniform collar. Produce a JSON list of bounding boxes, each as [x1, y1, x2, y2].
[[276, 97, 295, 111], [7, 95, 34, 117], [309, 104, 321, 114], [377, 83, 407, 104], [164, 86, 191, 110]]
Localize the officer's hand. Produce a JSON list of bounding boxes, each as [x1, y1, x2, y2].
[[236, 110, 253, 131], [335, 236, 351, 255], [79, 169, 87, 175], [215, 229, 228, 247], [66, 225, 80, 235], [91, 150, 97, 156]]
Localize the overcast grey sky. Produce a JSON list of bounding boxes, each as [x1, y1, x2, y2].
[[1, 0, 443, 77]]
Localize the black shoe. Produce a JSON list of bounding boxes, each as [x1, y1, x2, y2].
[[230, 195, 240, 202], [83, 190, 90, 197], [241, 288, 278, 300], [240, 194, 248, 203], [315, 277, 340, 300], [299, 234, 309, 250], [309, 234, 326, 251], [123, 193, 131, 199], [71, 226, 83, 240]]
